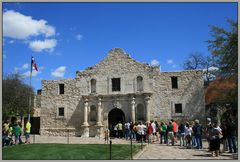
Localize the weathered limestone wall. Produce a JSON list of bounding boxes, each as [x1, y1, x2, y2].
[[40, 79, 83, 136], [39, 48, 205, 137], [151, 70, 205, 123], [33, 95, 41, 117], [76, 48, 158, 95]]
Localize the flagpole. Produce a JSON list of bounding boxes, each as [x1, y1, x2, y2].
[[28, 56, 33, 122]]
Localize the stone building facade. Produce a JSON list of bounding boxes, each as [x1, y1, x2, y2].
[[38, 48, 205, 137]]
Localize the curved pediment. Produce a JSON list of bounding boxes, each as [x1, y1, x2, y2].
[[77, 48, 159, 78]]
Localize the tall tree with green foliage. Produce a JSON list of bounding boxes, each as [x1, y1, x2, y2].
[[207, 19, 238, 123], [207, 19, 238, 78], [2, 73, 35, 121]]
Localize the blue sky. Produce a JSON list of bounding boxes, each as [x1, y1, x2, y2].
[[2, 2, 237, 93]]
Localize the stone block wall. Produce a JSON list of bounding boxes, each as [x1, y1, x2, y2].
[[40, 79, 83, 136], [151, 70, 205, 123], [76, 48, 157, 96], [39, 48, 205, 137]]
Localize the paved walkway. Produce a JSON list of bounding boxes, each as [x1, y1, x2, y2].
[[28, 135, 237, 160], [136, 143, 237, 160]]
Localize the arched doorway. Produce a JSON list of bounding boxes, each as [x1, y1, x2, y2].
[[108, 108, 125, 137]]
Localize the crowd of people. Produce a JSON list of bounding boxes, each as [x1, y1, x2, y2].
[[2, 119, 31, 147], [106, 118, 238, 157], [3, 117, 237, 157]]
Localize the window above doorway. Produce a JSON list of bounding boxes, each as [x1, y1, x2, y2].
[[91, 79, 96, 93], [112, 78, 121, 91], [137, 76, 143, 91]]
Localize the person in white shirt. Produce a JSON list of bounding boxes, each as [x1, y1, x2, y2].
[[185, 122, 192, 149], [151, 121, 156, 142], [137, 122, 146, 142]]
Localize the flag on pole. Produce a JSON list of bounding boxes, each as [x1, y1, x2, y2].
[[31, 56, 38, 72]]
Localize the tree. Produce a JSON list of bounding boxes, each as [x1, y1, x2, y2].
[[183, 53, 218, 85], [2, 73, 35, 121], [205, 76, 237, 124], [183, 52, 206, 70], [206, 19, 238, 124], [207, 19, 238, 78], [207, 19, 237, 104], [205, 77, 237, 105]]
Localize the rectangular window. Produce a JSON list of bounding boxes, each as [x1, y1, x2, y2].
[[59, 84, 64, 94], [58, 107, 64, 116], [112, 78, 121, 91], [175, 104, 182, 113], [37, 89, 42, 95], [171, 77, 178, 89]]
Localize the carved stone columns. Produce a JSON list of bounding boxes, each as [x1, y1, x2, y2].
[[145, 95, 151, 122], [81, 97, 89, 137], [96, 97, 103, 126], [131, 96, 136, 123]]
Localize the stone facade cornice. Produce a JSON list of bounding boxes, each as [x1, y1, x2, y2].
[[82, 92, 153, 99]]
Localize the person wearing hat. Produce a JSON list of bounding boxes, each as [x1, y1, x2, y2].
[[192, 119, 203, 149]]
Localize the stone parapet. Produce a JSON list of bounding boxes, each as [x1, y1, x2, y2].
[[40, 128, 76, 137]]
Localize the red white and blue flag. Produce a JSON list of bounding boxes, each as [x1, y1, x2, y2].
[[31, 56, 38, 72]]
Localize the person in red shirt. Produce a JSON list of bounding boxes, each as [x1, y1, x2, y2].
[[171, 119, 178, 144], [146, 122, 153, 143]]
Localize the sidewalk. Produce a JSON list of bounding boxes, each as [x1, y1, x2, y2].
[[136, 141, 237, 160]]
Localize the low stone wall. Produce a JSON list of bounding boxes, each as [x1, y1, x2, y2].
[[40, 128, 77, 137]]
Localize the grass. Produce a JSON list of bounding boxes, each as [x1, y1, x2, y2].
[[2, 143, 143, 160]]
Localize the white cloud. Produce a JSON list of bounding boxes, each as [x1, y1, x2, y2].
[[209, 67, 219, 71], [150, 59, 160, 66], [9, 40, 15, 44], [14, 63, 28, 72], [22, 66, 44, 78], [51, 66, 66, 78], [29, 39, 57, 52], [23, 70, 38, 77], [14, 63, 43, 77], [14, 67, 19, 73], [167, 59, 173, 64], [172, 64, 176, 68], [3, 54, 7, 59], [76, 34, 83, 41], [3, 10, 55, 39], [38, 66, 44, 71], [22, 63, 29, 70], [203, 66, 219, 72]]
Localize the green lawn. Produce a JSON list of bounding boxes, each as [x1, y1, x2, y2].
[[2, 143, 143, 160]]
